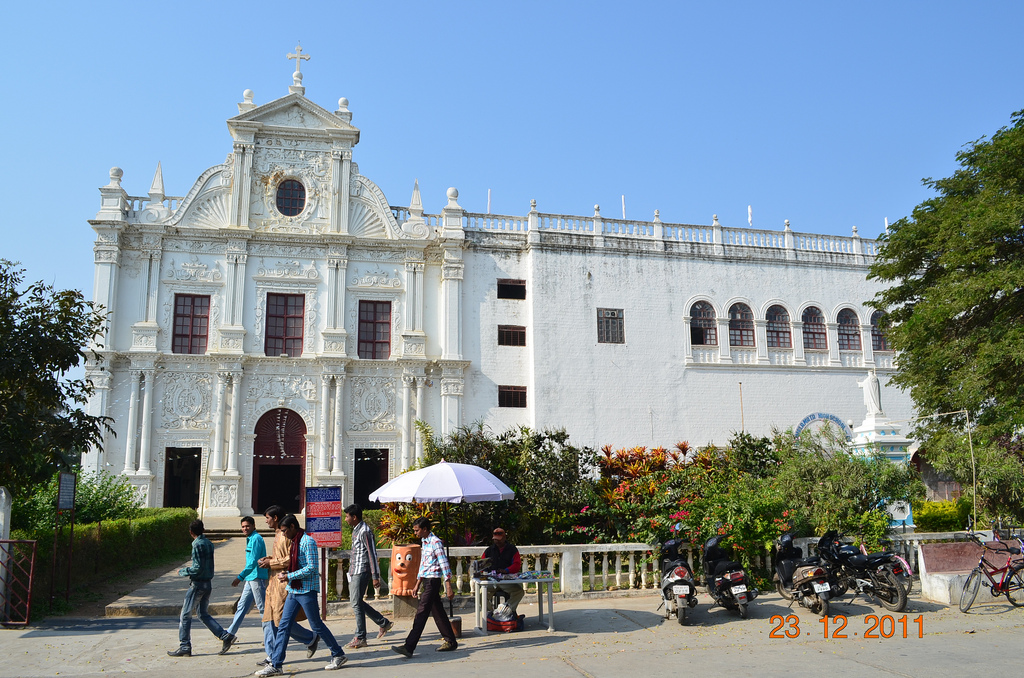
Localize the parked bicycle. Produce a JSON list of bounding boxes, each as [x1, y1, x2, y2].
[[957, 530, 1024, 613]]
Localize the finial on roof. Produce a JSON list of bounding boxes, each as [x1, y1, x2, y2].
[[852, 225, 859, 236], [409, 180, 423, 216], [712, 214, 721, 227], [287, 44, 310, 95], [108, 167, 123, 187], [653, 209, 661, 223], [335, 97, 352, 123], [594, 204, 601, 217], [446, 187, 460, 209], [530, 199, 537, 211], [237, 89, 257, 113], [149, 162, 165, 201], [784, 219, 791, 231]]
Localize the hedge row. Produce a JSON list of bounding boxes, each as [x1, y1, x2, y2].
[[11, 507, 196, 617]]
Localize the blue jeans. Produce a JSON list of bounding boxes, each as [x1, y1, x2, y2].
[[226, 578, 267, 637], [350, 570, 387, 640], [271, 591, 343, 667], [178, 580, 228, 651], [262, 619, 316, 660]]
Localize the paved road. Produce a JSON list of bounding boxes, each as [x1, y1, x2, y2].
[[3, 588, 1022, 678]]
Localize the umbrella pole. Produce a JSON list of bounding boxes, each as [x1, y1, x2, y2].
[[444, 503, 454, 618]]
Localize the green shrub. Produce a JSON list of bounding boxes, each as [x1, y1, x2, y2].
[[912, 498, 971, 532], [11, 467, 142, 531]]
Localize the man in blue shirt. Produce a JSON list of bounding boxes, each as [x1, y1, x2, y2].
[[168, 519, 233, 657], [221, 516, 268, 653], [257, 514, 347, 675]]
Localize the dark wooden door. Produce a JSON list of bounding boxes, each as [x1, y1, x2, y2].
[[252, 408, 306, 514]]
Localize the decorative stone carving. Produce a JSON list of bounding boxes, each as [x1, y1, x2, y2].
[[164, 239, 224, 254], [350, 248, 405, 262], [131, 327, 158, 349], [161, 371, 213, 429], [250, 243, 324, 257], [184, 192, 230, 229], [210, 483, 237, 508], [256, 258, 319, 279], [246, 374, 317, 402], [350, 377, 396, 431], [440, 379, 464, 396], [253, 287, 318, 355], [251, 146, 331, 233], [165, 256, 224, 283], [349, 267, 401, 288]]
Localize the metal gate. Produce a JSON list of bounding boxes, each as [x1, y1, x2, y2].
[[0, 540, 37, 626]]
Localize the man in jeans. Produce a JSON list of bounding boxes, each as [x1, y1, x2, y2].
[[221, 516, 268, 653], [168, 519, 234, 657], [343, 503, 393, 648], [257, 515, 347, 675]]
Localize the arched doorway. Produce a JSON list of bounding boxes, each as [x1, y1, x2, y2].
[[252, 408, 306, 514]]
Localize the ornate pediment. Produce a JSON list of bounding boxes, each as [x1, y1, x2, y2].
[[228, 93, 359, 137]]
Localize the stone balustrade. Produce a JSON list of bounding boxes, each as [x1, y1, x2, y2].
[[327, 542, 657, 600], [126, 195, 184, 215]]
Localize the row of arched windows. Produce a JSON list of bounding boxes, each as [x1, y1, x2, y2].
[[690, 302, 889, 352]]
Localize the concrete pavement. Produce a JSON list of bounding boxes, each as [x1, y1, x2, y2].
[[4, 585, 1023, 677]]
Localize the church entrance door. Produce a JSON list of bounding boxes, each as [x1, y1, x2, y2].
[[353, 448, 389, 509], [253, 408, 306, 514], [164, 447, 201, 508]]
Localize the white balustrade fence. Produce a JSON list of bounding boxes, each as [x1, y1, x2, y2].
[[388, 203, 879, 262]]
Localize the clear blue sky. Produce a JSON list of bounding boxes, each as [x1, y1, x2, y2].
[[2, 1, 1021, 300]]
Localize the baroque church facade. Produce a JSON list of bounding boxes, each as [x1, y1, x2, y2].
[[81, 69, 915, 516]]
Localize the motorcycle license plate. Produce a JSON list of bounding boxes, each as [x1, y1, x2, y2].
[[813, 582, 830, 594], [731, 584, 747, 594], [672, 585, 690, 595]]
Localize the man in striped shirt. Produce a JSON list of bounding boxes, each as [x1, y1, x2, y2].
[[392, 517, 458, 658], [343, 503, 393, 648], [257, 515, 346, 675]]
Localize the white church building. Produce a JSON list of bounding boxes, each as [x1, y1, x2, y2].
[[81, 61, 914, 516]]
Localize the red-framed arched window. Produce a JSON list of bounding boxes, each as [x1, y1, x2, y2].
[[690, 301, 717, 346], [871, 311, 890, 351], [837, 308, 862, 351], [729, 303, 755, 347], [766, 305, 791, 348], [802, 306, 827, 350]]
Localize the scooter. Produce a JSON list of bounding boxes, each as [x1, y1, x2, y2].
[[702, 535, 758, 618], [658, 538, 699, 625], [773, 533, 831, 617]]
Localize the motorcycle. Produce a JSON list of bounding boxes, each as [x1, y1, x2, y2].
[[702, 535, 758, 618], [658, 538, 699, 625], [773, 533, 831, 617], [816, 530, 908, 612]]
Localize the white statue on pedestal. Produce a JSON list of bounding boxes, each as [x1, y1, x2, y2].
[[857, 369, 883, 417]]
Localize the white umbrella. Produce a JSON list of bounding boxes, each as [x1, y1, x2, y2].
[[368, 460, 515, 617], [369, 460, 514, 503]]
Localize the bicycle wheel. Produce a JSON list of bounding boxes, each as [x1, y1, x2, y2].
[[1006, 564, 1024, 607], [959, 568, 982, 613]]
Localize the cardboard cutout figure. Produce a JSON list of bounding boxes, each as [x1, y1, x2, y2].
[[391, 544, 421, 596]]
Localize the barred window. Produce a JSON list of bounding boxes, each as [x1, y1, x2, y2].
[[871, 311, 890, 351], [597, 308, 625, 344], [276, 179, 306, 216], [498, 385, 527, 408], [802, 306, 827, 350], [497, 278, 526, 299], [358, 301, 392, 359], [498, 325, 526, 346], [766, 305, 791, 348], [728, 303, 755, 347], [690, 301, 717, 346], [172, 294, 210, 354], [266, 293, 304, 357], [837, 309, 862, 351]]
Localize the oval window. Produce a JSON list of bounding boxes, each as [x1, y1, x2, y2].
[[276, 179, 306, 216]]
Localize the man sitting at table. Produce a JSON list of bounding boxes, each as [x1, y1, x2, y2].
[[483, 528, 524, 614]]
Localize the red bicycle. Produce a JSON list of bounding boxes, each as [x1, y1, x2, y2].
[[958, 530, 1024, 612]]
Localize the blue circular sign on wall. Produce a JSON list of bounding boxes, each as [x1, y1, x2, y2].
[[793, 412, 853, 440]]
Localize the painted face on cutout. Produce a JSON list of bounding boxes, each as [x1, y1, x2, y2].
[[391, 544, 421, 596]]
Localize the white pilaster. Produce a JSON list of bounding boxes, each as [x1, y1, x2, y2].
[[138, 369, 155, 477], [123, 370, 142, 474], [333, 376, 345, 474], [226, 372, 242, 475], [211, 372, 227, 473], [401, 375, 414, 471], [319, 375, 331, 474]]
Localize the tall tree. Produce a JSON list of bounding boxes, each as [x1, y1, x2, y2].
[[869, 111, 1024, 521], [0, 261, 110, 495]]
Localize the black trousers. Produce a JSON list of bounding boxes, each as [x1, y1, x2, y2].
[[402, 577, 455, 651]]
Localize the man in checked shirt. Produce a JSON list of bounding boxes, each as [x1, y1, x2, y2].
[[343, 503, 394, 648], [256, 515, 347, 675], [392, 516, 458, 658]]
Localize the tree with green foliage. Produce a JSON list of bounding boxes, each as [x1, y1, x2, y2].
[[868, 110, 1024, 523], [0, 261, 110, 496], [377, 424, 597, 545]]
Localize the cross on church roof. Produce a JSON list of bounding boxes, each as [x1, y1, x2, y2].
[[288, 44, 310, 74]]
